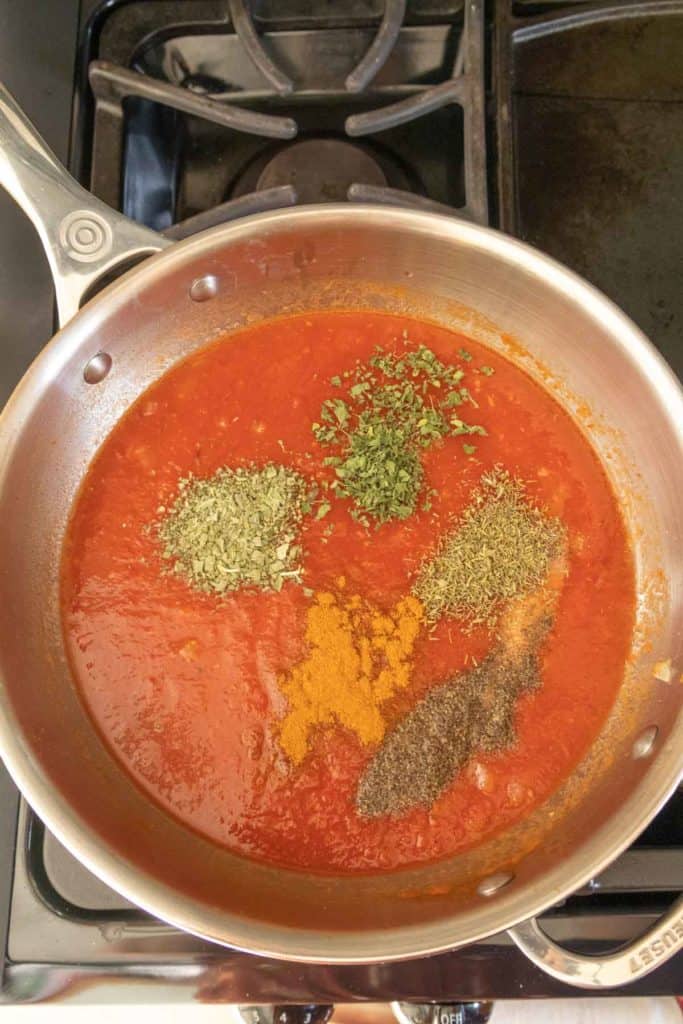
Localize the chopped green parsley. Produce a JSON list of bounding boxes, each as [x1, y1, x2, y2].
[[312, 343, 486, 525]]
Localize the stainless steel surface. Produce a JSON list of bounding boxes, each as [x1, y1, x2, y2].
[[509, 896, 683, 989], [0, 82, 168, 325], [8, 787, 664, 958], [0, 87, 681, 979], [34, 811, 683, 914], [188, 274, 220, 303], [633, 725, 660, 760], [347, 183, 472, 219], [8, 807, 683, 1001], [477, 874, 514, 898], [82, 351, 113, 384], [162, 187, 299, 241]]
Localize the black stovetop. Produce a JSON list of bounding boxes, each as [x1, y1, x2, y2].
[[0, 0, 681, 1006]]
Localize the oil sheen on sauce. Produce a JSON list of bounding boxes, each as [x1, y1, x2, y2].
[[61, 312, 635, 873]]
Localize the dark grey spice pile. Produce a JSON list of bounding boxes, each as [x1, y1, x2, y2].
[[355, 613, 554, 818]]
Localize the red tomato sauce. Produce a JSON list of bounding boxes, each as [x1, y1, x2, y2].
[[61, 312, 635, 873]]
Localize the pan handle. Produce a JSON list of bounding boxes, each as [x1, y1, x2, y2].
[[0, 81, 171, 327], [508, 894, 683, 989]]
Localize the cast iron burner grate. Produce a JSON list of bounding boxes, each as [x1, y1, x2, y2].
[[79, 0, 487, 231]]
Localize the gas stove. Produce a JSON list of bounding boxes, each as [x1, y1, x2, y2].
[[0, 0, 681, 1009]]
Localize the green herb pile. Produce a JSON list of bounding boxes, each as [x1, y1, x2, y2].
[[312, 343, 487, 526], [413, 468, 565, 625], [157, 463, 315, 595]]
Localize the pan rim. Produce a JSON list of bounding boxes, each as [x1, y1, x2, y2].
[[0, 203, 681, 962]]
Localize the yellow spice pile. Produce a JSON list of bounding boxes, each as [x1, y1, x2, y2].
[[278, 589, 423, 764]]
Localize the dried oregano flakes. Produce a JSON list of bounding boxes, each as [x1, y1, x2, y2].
[[156, 463, 316, 595]]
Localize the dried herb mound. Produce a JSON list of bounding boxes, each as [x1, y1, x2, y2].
[[312, 343, 487, 527], [356, 646, 541, 818], [413, 468, 565, 625], [157, 463, 314, 595]]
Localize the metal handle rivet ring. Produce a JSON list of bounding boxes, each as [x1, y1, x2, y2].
[[59, 210, 113, 263]]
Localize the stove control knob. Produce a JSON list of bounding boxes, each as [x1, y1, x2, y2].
[[392, 1002, 494, 1024], [273, 1008, 334, 1024], [238, 1006, 334, 1024]]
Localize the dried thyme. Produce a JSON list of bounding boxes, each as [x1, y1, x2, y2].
[[312, 343, 487, 526], [156, 463, 315, 595], [413, 468, 565, 625]]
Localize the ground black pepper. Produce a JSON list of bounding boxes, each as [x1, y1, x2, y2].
[[356, 560, 564, 819], [355, 647, 541, 818]]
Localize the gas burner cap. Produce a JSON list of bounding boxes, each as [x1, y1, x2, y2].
[[256, 138, 387, 203]]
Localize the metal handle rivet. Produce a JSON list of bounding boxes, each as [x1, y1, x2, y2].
[[83, 351, 113, 384], [189, 274, 219, 302], [632, 725, 658, 759], [477, 871, 514, 897], [59, 209, 113, 263]]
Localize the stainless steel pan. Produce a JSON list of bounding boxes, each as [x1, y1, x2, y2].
[[0, 82, 681, 988]]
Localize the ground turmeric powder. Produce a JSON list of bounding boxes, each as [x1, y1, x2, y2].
[[278, 589, 423, 764]]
